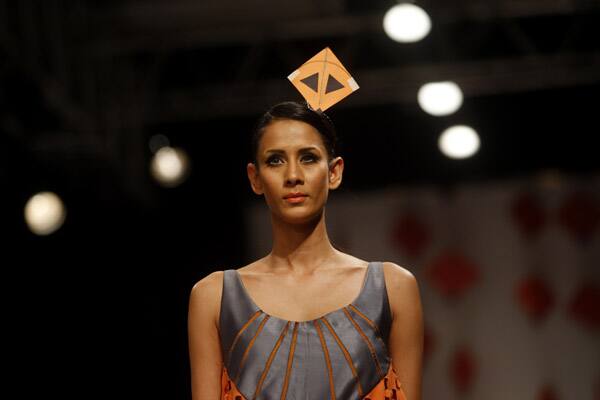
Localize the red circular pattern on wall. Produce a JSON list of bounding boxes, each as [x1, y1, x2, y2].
[[391, 213, 431, 258], [537, 383, 559, 400], [511, 192, 547, 240], [558, 191, 600, 243], [567, 281, 600, 332], [515, 274, 555, 325], [450, 345, 477, 394], [425, 249, 481, 301]]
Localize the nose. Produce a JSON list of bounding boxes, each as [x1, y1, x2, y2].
[[284, 159, 304, 186]]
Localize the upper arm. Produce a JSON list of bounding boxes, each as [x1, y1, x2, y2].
[[188, 271, 224, 400], [383, 262, 424, 400]]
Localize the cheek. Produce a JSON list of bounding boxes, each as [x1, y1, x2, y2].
[[260, 173, 280, 195], [316, 167, 331, 182], [309, 169, 332, 194]]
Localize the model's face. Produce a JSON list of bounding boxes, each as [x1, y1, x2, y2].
[[247, 119, 343, 223]]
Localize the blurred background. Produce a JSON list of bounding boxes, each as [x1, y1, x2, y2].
[[3, 0, 600, 399]]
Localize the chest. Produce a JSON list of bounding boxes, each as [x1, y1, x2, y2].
[[237, 267, 368, 322]]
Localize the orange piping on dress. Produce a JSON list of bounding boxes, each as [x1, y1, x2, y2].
[[221, 362, 407, 400]]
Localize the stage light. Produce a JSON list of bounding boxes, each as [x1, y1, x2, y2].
[[383, 3, 431, 43], [24, 191, 67, 235], [438, 125, 480, 159], [150, 146, 190, 187], [418, 81, 463, 116]]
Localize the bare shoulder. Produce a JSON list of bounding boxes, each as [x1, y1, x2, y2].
[[189, 270, 225, 329], [190, 270, 224, 296], [381, 261, 421, 321], [381, 261, 416, 284]]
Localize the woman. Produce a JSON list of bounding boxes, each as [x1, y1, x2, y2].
[[188, 101, 424, 400]]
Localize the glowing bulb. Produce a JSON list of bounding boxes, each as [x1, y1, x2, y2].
[[438, 125, 480, 159], [383, 3, 432, 43], [24, 191, 67, 235], [150, 146, 190, 187], [418, 81, 463, 116]]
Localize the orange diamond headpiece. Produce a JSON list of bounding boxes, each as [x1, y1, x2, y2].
[[287, 47, 359, 112]]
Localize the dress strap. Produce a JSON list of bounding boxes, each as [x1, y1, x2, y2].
[[219, 270, 261, 361], [352, 261, 393, 345]]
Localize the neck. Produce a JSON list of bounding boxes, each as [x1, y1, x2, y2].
[[266, 208, 339, 275]]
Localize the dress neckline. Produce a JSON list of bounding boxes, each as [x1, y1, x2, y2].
[[233, 262, 372, 324]]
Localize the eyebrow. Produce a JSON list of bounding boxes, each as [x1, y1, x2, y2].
[[263, 146, 321, 155]]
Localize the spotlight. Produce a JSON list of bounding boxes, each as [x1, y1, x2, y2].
[[438, 125, 480, 159], [383, 3, 432, 43], [418, 81, 463, 116], [150, 146, 190, 187], [24, 191, 67, 235]]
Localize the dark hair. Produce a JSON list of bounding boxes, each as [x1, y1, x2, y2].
[[250, 101, 338, 169]]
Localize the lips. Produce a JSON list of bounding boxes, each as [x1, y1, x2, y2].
[[283, 192, 308, 199]]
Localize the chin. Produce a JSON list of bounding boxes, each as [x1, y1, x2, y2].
[[277, 208, 323, 225]]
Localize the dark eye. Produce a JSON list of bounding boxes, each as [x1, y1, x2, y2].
[[266, 154, 319, 166], [266, 155, 282, 165]]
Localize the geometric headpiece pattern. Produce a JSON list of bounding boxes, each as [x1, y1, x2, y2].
[[287, 47, 359, 111]]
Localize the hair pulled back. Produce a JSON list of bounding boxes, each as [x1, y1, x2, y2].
[[250, 101, 338, 169]]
